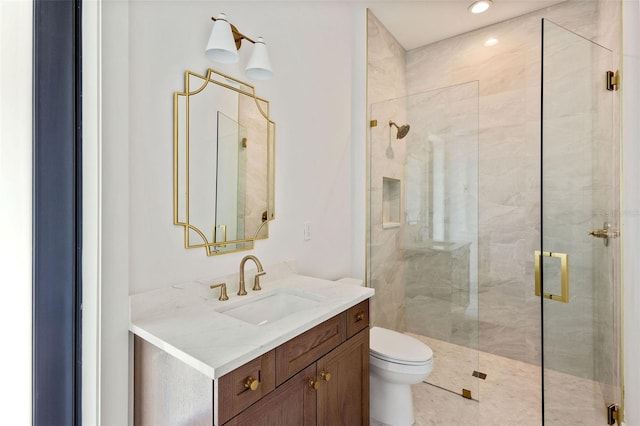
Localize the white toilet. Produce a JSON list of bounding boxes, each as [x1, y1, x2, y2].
[[370, 326, 433, 426], [336, 279, 434, 426]]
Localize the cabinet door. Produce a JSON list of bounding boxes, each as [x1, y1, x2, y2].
[[316, 328, 369, 426], [225, 364, 316, 426]]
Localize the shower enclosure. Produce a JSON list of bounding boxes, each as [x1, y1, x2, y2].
[[367, 4, 623, 423], [368, 81, 479, 398]]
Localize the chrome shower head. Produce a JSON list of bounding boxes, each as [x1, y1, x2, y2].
[[389, 121, 410, 139]]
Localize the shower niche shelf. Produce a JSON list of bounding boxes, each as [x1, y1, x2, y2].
[[382, 177, 401, 229]]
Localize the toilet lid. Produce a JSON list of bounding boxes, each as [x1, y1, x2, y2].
[[370, 327, 433, 364]]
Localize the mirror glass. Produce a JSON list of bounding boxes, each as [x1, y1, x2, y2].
[[174, 69, 275, 256]]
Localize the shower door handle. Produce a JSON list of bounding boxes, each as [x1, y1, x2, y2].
[[534, 251, 569, 303]]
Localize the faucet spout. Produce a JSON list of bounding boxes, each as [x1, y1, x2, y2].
[[238, 255, 266, 295]]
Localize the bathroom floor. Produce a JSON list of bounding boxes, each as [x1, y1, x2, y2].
[[407, 335, 608, 426]]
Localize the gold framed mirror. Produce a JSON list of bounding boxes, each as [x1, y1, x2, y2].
[[174, 69, 275, 256]]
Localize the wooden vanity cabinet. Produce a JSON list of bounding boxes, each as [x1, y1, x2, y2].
[[227, 328, 369, 426], [224, 299, 370, 426], [134, 299, 370, 426]]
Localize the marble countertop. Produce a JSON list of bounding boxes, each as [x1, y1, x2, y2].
[[130, 267, 374, 380]]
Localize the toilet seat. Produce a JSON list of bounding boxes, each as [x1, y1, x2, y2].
[[370, 326, 433, 365]]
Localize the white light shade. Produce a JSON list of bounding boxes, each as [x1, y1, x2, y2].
[[245, 37, 273, 80], [205, 13, 239, 64]]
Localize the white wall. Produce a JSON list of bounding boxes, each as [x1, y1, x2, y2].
[[622, 0, 640, 423], [0, 1, 32, 424], [123, 2, 367, 294]]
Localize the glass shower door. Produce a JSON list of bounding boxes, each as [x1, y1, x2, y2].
[[541, 19, 621, 425], [368, 81, 479, 399]]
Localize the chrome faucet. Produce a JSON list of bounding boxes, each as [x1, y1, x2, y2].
[[238, 255, 266, 295]]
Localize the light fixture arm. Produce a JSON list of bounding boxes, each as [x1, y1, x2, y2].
[[210, 16, 255, 49]]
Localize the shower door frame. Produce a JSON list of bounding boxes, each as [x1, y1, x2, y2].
[[540, 18, 623, 425]]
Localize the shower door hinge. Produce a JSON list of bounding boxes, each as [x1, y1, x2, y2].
[[461, 389, 472, 399], [370, 119, 378, 127], [472, 370, 487, 380], [607, 403, 619, 425], [606, 70, 619, 91]]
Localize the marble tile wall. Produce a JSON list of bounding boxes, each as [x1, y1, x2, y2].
[[368, 11, 480, 342], [405, 242, 473, 346], [403, 0, 619, 373], [583, 22, 621, 402], [541, 19, 597, 378], [368, 0, 620, 381], [402, 83, 479, 352], [367, 10, 408, 332]]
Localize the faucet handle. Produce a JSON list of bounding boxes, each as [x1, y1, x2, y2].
[[252, 271, 266, 291], [209, 282, 229, 301]]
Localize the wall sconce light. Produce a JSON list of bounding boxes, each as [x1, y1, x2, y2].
[[205, 13, 274, 80]]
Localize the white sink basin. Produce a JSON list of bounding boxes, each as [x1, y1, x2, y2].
[[216, 288, 325, 326]]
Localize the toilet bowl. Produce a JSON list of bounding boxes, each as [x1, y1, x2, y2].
[[335, 279, 434, 425], [369, 326, 433, 426]]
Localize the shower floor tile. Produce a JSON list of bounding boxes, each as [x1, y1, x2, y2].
[[407, 336, 608, 426]]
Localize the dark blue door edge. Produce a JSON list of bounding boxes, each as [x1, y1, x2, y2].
[[33, 0, 82, 424]]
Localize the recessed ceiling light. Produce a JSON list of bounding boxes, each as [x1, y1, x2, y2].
[[484, 37, 499, 46], [468, 0, 493, 14]]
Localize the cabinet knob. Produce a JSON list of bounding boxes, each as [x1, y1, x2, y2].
[[244, 376, 260, 391], [355, 311, 365, 322], [320, 371, 331, 382], [308, 379, 320, 390]]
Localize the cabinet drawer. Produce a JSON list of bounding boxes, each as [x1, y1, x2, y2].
[[218, 350, 276, 424], [346, 299, 369, 338], [275, 313, 346, 385]]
